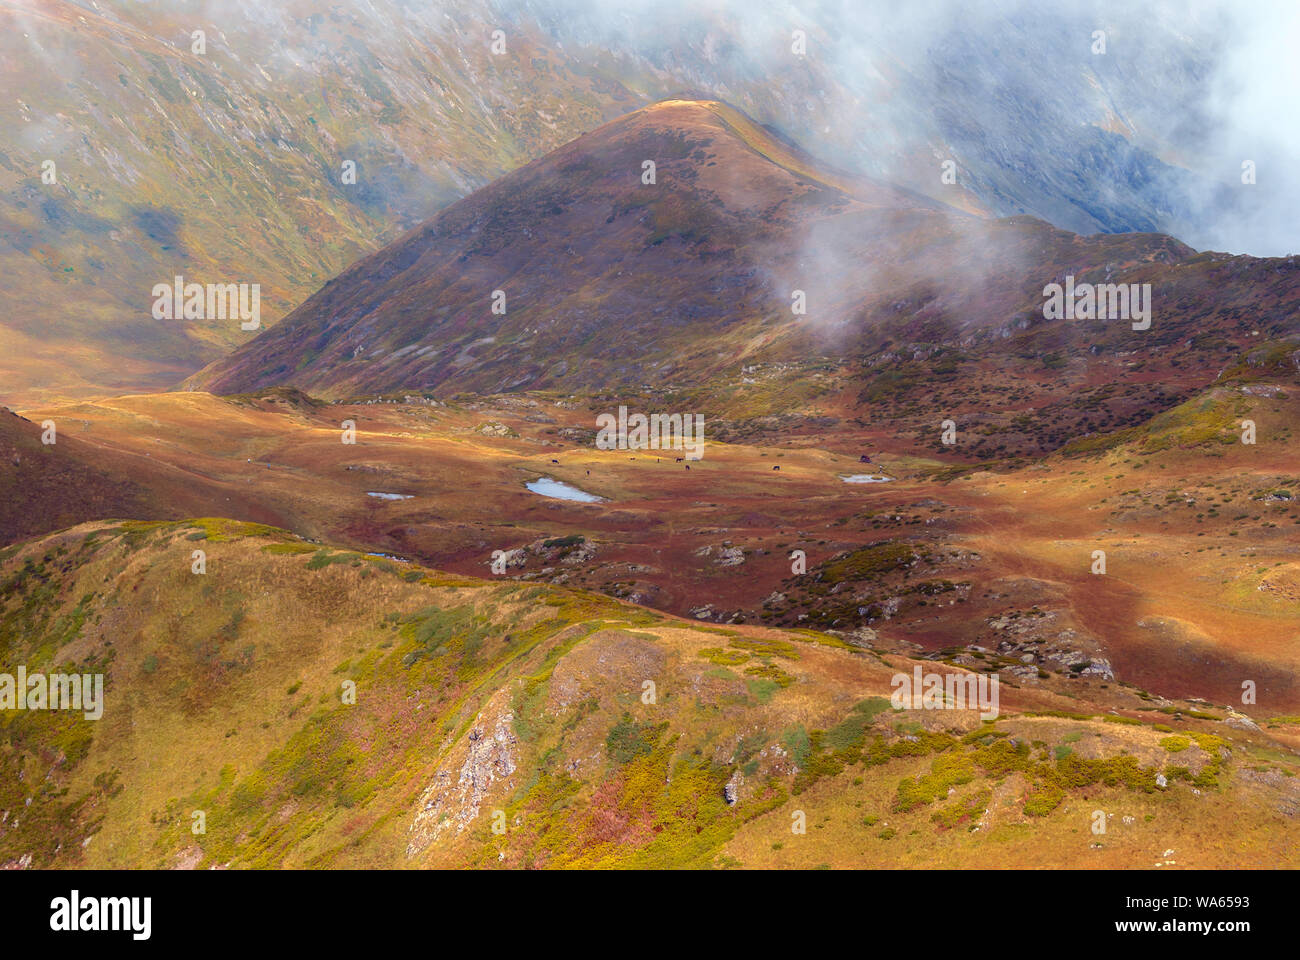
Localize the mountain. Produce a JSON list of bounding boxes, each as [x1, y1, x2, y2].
[[5, 0, 1299, 879], [0, 0, 639, 403], [191, 98, 948, 397], [3, 0, 1288, 403], [193, 99, 1300, 438], [3, 518, 1296, 869]]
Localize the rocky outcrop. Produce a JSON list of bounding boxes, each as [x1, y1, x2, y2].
[[407, 705, 518, 859]]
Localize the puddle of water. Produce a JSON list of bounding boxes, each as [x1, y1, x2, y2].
[[525, 477, 605, 503], [840, 474, 894, 484], [367, 491, 413, 500]]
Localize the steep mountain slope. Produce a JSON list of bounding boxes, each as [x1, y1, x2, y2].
[[193, 99, 1300, 412], [3, 0, 1283, 402], [0, 0, 639, 402], [192, 98, 952, 397], [3, 518, 1296, 869]]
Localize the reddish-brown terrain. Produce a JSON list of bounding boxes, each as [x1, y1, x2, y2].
[[2, 98, 1298, 874], [191, 101, 1300, 449]]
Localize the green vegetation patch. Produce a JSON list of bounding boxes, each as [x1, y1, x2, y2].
[[820, 541, 916, 582], [605, 712, 667, 765], [698, 647, 750, 666]]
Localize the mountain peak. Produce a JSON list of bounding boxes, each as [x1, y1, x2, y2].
[[191, 101, 1245, 404], [192, 100, 921, 398]]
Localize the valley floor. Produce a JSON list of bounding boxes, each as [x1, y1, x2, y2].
[[2, 384, 1298, 868]]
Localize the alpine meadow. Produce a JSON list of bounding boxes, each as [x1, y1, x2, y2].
[[2, 0, 1299, 906]]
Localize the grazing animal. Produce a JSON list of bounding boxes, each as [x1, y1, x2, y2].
[[675, 457, 684, 462], [551, 459, 559, 464], [772, 465, 780, 470]]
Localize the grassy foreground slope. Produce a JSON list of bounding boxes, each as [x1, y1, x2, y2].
[[1, 519, 1297, 869]]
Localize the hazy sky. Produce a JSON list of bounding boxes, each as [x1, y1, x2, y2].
[[502, 0, 1299, 256]]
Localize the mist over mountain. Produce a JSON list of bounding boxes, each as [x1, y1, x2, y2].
[[2, 0, 1295, 402], [193, 98, 1300, 425], [4, 2, 1300, 885], [511, 0, 1295, 249]]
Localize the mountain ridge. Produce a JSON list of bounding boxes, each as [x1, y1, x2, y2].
[[190, 99, 1299, 433]]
